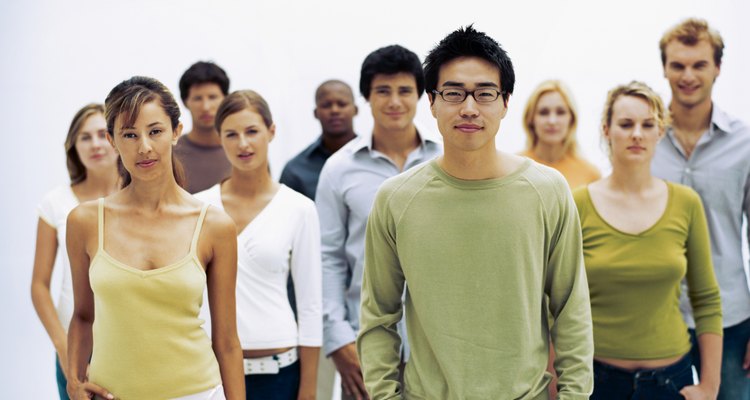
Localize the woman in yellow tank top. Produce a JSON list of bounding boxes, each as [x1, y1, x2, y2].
[[66, 77, 245, 400]]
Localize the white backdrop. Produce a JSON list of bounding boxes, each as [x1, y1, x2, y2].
[[1, 0, 747, 396]]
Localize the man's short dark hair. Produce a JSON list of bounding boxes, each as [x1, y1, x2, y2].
[[359, 45, 424, 100], [178, 61, 230, 102], [424, 25, 515, 104]]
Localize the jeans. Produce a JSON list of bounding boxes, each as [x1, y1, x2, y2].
[[245, 360, 300, 400], [690, 316, 750, 400], [55, 355, 69, 400], [591, 354, 693, 400]]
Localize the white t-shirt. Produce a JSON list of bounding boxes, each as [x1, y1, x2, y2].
[[37, 184, 79, 331], [195, 184, 322, 349]]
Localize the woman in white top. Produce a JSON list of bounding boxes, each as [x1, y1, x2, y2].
[[196, 89, 322, 400], [30, 103, 119, 399]]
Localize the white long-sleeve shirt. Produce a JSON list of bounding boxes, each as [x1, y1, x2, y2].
[[196, 184, 322, 349]]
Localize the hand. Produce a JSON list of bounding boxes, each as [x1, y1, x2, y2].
[[680, 383, 718, 400], [743, 338, 750, 377], [68, 379, 114, 400], [331, 343, 368, 400]]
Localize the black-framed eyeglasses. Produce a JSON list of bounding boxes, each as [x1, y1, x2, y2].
[[432, 88, 505, 104]]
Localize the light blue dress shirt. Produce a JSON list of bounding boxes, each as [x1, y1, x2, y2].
[[315, 132, 442, 355], [652, 105, 750, 328]]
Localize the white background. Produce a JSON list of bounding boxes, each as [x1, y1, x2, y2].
[[0, 0, 747, 397]]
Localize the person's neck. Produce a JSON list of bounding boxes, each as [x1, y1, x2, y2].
[[75, 168, 120, 197], [223, 165, 275, 198], [371, 123, 419, 157], [607, 161, 657, 194], [670, 98, 713, 139], [122, 174, 184, 211], [533, 142, 567, 164], [321, 130, 356, 153], [187, 125, 221, 146], [439, 146, 504, 180]]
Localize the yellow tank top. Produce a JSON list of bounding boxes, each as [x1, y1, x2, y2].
[[88, 199, 221, 400]]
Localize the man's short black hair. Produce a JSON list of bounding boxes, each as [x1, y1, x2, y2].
[[178, 61, 230, 102], [424, 25, 515, 104], [359, 45, 424, 100]]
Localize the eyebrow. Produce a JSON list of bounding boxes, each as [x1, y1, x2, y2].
[[442, 81, 499, 88]]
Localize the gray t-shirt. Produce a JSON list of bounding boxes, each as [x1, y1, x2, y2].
[[174, 134, 232, 194]]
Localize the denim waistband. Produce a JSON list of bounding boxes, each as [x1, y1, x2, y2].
[[594, 353, 692, 381]]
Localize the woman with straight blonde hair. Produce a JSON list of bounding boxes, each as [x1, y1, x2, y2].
[[521, 80, 600, 188], [31, 103, 120, 399]]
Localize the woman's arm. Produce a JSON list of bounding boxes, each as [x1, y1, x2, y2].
[[291, 201, 323, 400], [298, 347, 320, 400], [682, 190, 723, 399], [66, 205, 113, 400], [30, 218, 68, 377], [204, 208, 245, 400]]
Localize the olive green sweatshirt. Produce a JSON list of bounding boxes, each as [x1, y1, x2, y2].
[[358, 159, 593, 400]]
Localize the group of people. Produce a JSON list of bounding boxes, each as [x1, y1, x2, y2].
[[29, 17, 749, 400]]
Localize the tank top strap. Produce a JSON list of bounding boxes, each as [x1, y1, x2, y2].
[[97, 198, 105, 251], [190, 203, 210, 254]]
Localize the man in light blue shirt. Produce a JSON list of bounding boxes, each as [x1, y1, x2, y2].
[[315, 44, 442, 400], [652, 18, 750, 400]]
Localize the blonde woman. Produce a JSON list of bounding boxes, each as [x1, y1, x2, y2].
[[521, 80, 600, 188], [575, 81, 722, 399], [31, 104, 119, 399]]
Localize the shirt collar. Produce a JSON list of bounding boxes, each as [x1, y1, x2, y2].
[[710, 104, 733, 135], [353, 129, 437, 154]]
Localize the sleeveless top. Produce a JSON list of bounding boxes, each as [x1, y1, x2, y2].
[[88, 199, 221, 400]]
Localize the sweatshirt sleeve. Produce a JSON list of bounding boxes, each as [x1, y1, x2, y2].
[[357, 184, 405, 400], [684, 189, 723, 336], [546, 181, 594, 399]]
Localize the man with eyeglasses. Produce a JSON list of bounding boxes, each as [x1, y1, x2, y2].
[[315, 45, 442, 400], [357, 26, 593, 399]]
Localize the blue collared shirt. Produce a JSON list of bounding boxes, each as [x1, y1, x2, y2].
[[316, 132, 442, 355], [652, 105, 750, 328]]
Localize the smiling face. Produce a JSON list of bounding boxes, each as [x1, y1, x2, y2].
[[110, 101, 182, 183], [532, 91, 572, 147], [219, 107, 275, 172], [184, 82, 225, 132], [75, 113, 119, 173], [604, 95, 664, 165], [368, 72, 419, 133], [663, 39, 720, 109], [430, 56, 507, 154]]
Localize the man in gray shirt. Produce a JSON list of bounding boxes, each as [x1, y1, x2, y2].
[[316, 45, 442, 400], [652, 18, 750, 400], [174, 61, 232, 193]]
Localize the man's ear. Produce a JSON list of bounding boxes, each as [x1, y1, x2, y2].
[[313, 108, 319, 120], [428, 92, 437, 118]]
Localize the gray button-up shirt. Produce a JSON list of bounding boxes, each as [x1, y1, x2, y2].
[[652, 105, 750, 328], [316, 132, 442, 355]]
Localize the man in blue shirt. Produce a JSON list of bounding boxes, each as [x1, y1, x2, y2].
[[652, 18, 750, 400], [316, 45, 442, 400]]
